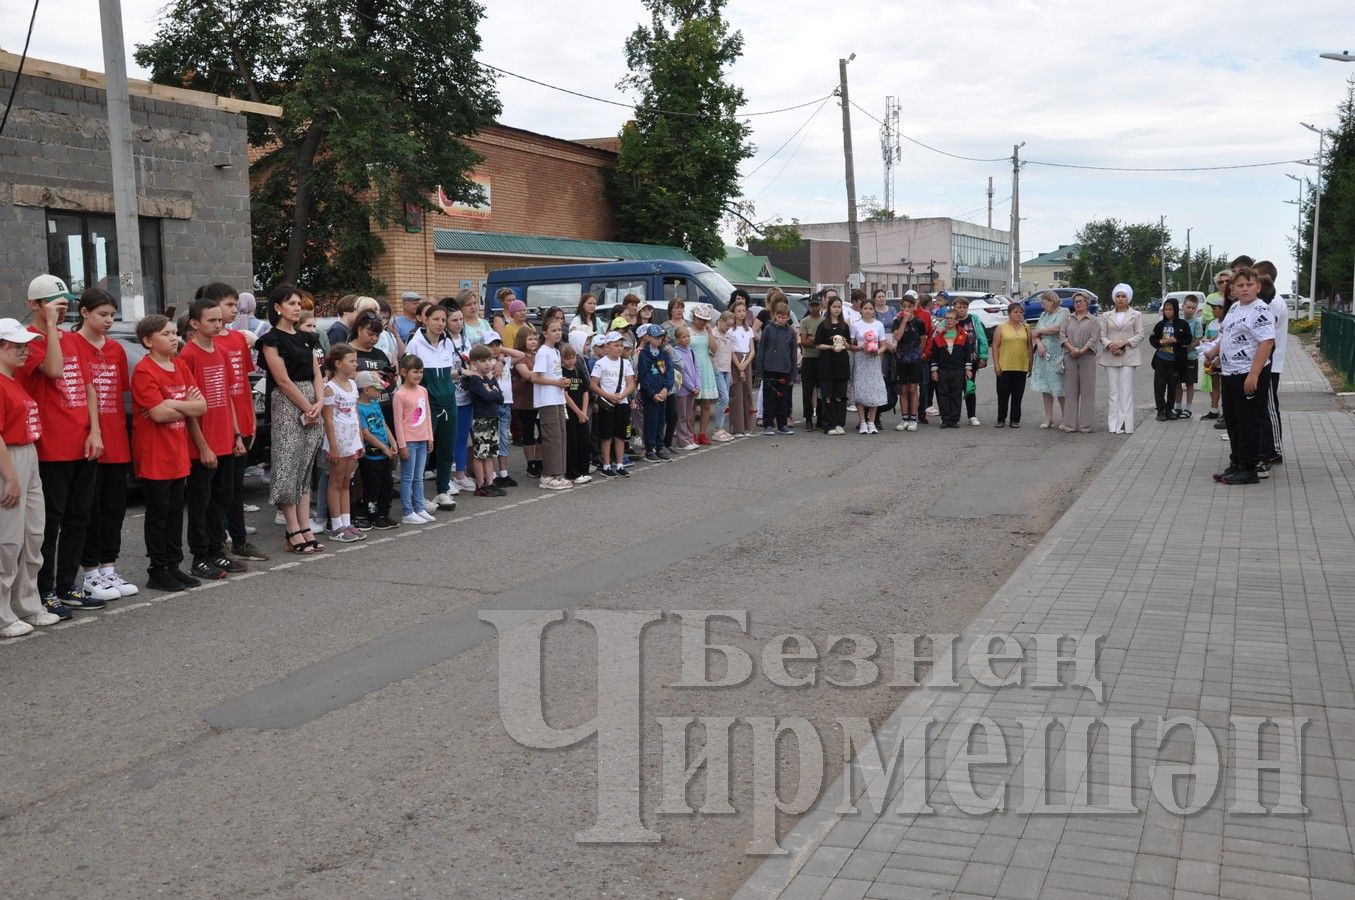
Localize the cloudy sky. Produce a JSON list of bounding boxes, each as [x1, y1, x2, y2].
[[6, 0, 1353, 294]]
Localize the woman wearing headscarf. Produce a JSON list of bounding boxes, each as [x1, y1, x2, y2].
[[1097, 283, 1144, 434]]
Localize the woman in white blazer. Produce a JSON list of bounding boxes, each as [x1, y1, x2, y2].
[[1097, 283, 1144, 434]]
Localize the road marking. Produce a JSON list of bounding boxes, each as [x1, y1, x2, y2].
[[147, 591, 185, 603], [336, 543, 369, 553], [51, 616, 97, 631], [105, 602, 152, 615], [270, 561, 301, 571]]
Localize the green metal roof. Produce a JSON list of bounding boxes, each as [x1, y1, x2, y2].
[[713, 245, 811, 289], [1025, 243, 1080, 267], [432, 229, 698, 262]]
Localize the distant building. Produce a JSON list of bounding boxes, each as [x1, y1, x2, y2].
[[0, 51, 277, 318], [756, 217, 1012, 298], [1023, 244, 1080, 292], [713, 246, 811, 295]]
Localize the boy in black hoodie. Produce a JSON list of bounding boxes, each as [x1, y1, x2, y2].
[[462, 345, 505, 496], [757, 302, 799, 435], [1149, 298, 1190, 421]]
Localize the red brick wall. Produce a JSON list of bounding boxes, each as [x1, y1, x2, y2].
[[370, 124, 618, 298]]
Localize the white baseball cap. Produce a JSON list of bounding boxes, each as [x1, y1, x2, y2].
[[602, 331, 623, 344], [27, 274, 77, 303], [0, 318, 41, 344]]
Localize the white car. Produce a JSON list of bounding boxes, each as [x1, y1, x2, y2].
[[945, 291, 1012, 336], [1278, 293, 1314, 320]]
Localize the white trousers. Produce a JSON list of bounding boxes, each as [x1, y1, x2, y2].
[[1104, 365, 1136, 434], [0, 443, 45, 627]]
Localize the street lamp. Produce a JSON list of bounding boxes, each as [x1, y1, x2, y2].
[[1285, 173, 1305, 294], [1301, 122, 1326, 305]]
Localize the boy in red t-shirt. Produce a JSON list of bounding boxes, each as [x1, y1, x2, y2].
[[20, 275, 105, 616], [0, 318, 62, 636], [132, 315, 208, 591], [200, 282, 269, 562], [179, 299, 247, 581]]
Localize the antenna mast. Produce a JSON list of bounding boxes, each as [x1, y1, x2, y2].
[[880, 96, 901, 215]]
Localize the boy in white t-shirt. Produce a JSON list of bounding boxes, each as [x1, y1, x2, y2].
[[590, 332, 636, 477], [487, 332, 521, 487], [529, 320, 572, 490]]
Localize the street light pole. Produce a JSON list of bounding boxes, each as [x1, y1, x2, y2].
[[1302, 123, 1325, 304], [1285, 173, 1304, 293]]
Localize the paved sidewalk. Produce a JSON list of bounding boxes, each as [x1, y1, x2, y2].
[[738, 342, 1355, 900]]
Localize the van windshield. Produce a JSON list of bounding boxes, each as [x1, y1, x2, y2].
[[693, 270, 737, 310]]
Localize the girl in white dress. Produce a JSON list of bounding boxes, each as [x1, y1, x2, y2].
[[849, 298, 890, 433], [322, 344, 365, 542]]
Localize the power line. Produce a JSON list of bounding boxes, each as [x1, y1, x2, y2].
[[751, 98, 830, 200], [741, 94, 833, 181], [848, 98, 1306, 173], [0, 0, 40, 138], [476, 58, 834, 119]]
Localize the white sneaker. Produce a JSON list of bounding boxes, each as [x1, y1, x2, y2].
[[969, 417, 982, 426], [424, 499, 438, 514], [454, 476, 477, 492], [444, 480, 461, 495], [103, 571, 139, 597], [245, 525, 257, 535], [895, 421, 907, 432], [310, 519, 328, 534], [847, 403, 858, 412], [434, 492, 457, 510], [540, 477, 569, 490], [907, 421, 917, 432], [572, 475, 593, 484], [831, 426, 846, 435], [243, 503, 261, 513], [417, 509, 436, 523], [0, 620, 34, 638], [858, 421, 869, 434], [424, 470, 436, 480], [675, 443, 698, 451], [24, 610, 60, 627], [401, 513, 425, 525], [274, 511, 286, 526], [82, 573, 122, 602], [926, 405, 939, 416], [868, 422, 880, 434]]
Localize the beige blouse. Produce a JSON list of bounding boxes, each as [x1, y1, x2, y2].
[[1097, 308, 1144, 367], [1060, 313, 1098, 353]]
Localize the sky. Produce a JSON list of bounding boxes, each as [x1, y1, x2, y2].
[[5, 0, 1353, 295]]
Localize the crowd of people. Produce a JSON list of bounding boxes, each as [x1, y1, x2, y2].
[[0, 255, 1286, 636]]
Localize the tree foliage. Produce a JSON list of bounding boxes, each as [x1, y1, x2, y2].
[[1066, 218, 1175, 302], [1296, 78, 1355, 302], [135, 0, 500, 294], [611, 0, 753, 264], [859, 195, 902, 222]]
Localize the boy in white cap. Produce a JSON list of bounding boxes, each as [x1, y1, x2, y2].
[[589, 332, 635, 477], [0, 318, 62, 636], [19, 275, 105, 616]]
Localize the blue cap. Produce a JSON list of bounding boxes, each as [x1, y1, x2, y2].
[[937, 290, 951, 300], [639, 323, 665, 340]]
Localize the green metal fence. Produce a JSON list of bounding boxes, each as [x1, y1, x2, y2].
[[1320, 309, 1355, 389]]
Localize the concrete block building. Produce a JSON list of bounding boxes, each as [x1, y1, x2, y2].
[[0, 51, 277, 318]]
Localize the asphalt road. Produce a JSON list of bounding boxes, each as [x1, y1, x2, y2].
[[0, 361, 1160, 898]]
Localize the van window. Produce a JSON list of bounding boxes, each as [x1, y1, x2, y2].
[[662, 277, 697, 304], [525, 283, 583, 310], [588, 280, 647, 306]]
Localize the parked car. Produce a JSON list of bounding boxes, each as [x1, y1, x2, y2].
[[1278, 293, 1314, 320], [486, 259, 737, 323], [1019, 288, 1101, 321]]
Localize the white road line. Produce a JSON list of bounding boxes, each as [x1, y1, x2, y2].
[[336, 543, 369, 553], [270, 561, 301, 570], [147, 591, 185, 603], [51, 617, 97, 631], [105, 602, 152, 615]]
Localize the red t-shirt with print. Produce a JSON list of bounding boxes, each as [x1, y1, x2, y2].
[[0, 372, 42, 446], [70, 332, 132, 464], [216, 328, 256, 438], [131, 355, 196, 481], [178, 339, 238, 459], [18, 328, 92, 461]]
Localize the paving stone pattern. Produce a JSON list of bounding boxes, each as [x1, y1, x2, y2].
[[738, 342, 1355, 900]]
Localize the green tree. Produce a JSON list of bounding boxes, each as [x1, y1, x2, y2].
[[612, 0, 753, 263], [859, 195, 898, 222], [135, 0, 500, 294], [1297, 78, 1355, 303], [1066, 218, 1173, 303]]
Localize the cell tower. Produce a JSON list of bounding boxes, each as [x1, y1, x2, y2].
[[880, 96, 901, 214]]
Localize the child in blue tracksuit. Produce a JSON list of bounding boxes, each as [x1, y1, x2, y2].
[[635, 324, 674, 462]]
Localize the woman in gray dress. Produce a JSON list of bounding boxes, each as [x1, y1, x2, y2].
[[1029, 291, 1069, 428], [1058, 292, 1098, 432]]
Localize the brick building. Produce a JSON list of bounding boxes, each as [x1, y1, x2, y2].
[[370, 124, 626, 299], [0, 51, 277, 318]]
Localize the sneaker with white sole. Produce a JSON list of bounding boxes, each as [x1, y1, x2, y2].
[[858, 421, 869, 434], [102, 571, 140, 597], [424, 499, 438, 514], [417, 510, 436, 523], [907, 421, 917, 432], [847, 403, 857, 412], [434, 492, 458, 510], [243, 503, 261, 513], [274, 511, 286, 526], [81, 573, 122, 602], [969, 416, 982, 426], [329, 527, 363, 543], [895, 421, 907, 431], [540, 477, 572, 490], [453, 476, 477, 492], [401, 512, 426, 525], [24, 610, 61, 627], [0, 620, 34, 638], [572, 474, 593, 484]]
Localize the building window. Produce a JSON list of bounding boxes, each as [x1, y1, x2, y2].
[[46, 211, 165, 314]]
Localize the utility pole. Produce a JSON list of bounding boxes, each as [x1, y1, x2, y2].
[[986, 176, 993, 229], [98, 0, 145, 320], [1302, 123, 1325, 304], [1204, 244, 1213, 292], [1285, 173, 1304, 292], [1009, 143, 1024, 295], [1158, 215, 1167, 299], [1185, 227, 1192, 292], [838, 55, 861, 284]]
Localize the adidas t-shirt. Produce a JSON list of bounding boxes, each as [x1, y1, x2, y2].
[[1218, 300, 1276, 376]]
